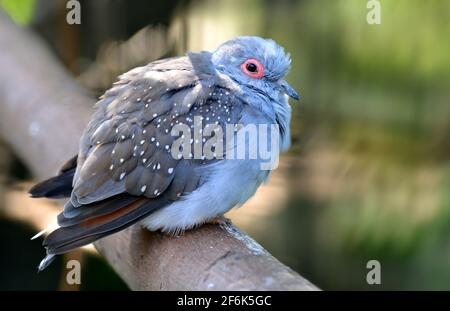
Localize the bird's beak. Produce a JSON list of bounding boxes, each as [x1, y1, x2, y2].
[[279, 80, 300, 101]]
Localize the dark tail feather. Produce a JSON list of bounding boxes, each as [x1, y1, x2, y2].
[[38, 254, 56, 272], [34, 155, 172, 271], [38, 194, 169, 271], [29, 156, 77, 199], [57, 194, 138, 227], [58, 155, 78, 173], [29, 169, 75, 199]]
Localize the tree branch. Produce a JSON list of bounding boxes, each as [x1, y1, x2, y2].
[[0, 11, 318, 290]]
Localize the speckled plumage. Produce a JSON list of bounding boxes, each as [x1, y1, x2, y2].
[[29, 36, 298, 270]]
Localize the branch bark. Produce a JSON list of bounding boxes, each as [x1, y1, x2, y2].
[[0, 12, 318, 291]]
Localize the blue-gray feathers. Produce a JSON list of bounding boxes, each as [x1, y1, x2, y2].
[[29, 36, 298, 271]]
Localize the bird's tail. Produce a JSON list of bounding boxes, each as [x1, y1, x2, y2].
[[30, 155, 170, 272], [38, 254, 56, 272], [36, 194, 169, 271], [29, 155, 77, 199]]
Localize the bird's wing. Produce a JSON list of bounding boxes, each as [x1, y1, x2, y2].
[[59, 51, 243, 225], [36, 53, 246, 267], [34, 52, 245, 264]]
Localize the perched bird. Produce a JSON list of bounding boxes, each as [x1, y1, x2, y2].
[[29, 36, 299, 271]]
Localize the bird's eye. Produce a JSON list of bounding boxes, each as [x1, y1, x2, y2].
[[246, 63, 257, 72], [241, 58, 264, 79]]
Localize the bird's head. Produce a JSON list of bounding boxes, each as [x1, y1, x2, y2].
[[211, 36, 299, 102]]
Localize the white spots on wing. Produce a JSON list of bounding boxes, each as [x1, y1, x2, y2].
[[141, 185, 147, 192], [156, 142, 160, 147], [153, 113, 158, 118], [120, 158, 124, 163], [154, 189, 159, 195], [151, 137, 155, 142], [136, 98, 141, 102], [168, 168, 174, 174], [109, 164, 114, 170], [157, 163, 161, 170], [140, 140, 145, 145], [140, 150, 145, 156], [147, 98, 152, 103], [115, 128, 119, 134], [121, 135, 126, 140], [142, 158, 147, 164], [120, 172, 126, 180], [143, 129, 147, 134]]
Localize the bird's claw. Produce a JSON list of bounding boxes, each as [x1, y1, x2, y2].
[[207, 216, 232, 226]]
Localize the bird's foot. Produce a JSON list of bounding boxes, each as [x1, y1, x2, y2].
[[207, 216, 232, 226]]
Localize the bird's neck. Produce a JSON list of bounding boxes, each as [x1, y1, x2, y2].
[[274, 96, 292, 152], [240, 93, 292, 153]]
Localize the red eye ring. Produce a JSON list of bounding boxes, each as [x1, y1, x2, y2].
[[241, 58, 265, 79]]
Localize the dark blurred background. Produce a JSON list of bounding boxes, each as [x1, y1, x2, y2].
[[0, 0, 449, 290]]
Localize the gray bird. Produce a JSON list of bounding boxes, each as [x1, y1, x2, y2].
[[29, 36, 299, 271]]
